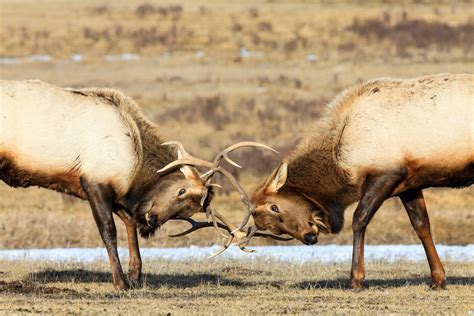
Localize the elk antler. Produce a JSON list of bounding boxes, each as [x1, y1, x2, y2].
[[199, 142, 278, 231], [157, 141, 215, 174], [169, 209, 293, 258], [170, 216, 293, 241], [160, 141, 280, 257]]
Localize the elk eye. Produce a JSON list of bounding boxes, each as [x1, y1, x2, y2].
[[178, 188, 186, 196], [270, 204, 280, 213]]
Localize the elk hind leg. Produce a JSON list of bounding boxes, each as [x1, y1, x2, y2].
[[400, 189, 446, 290]]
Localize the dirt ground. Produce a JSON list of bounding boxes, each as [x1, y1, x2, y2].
[[0, 259, 473, 314]]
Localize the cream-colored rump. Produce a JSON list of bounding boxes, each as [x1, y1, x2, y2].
[[336, 74, 473, 181], [0, 80, 139, 194]]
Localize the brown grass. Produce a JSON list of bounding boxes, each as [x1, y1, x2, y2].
[[0, 259, 473, 314], [0, 183, 472, 249]]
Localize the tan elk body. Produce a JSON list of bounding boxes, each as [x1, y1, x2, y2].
[[251, 73, 473, 290], [1, 80, 141, 196]]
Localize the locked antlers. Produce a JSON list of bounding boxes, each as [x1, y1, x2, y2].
[[159, 141, 290, 257]]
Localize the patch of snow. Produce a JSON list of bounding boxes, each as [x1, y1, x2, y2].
[[306, 53, 319, 62], [240, 47, 265, 58], [120, 53, 140, 61], [28, 54, 53, 62], [195, 50, 206, 59], [104, 53, 140, 62], [0, 57, 20, 65], [71, 54, 84, 62], [0, 245, 472, 263]]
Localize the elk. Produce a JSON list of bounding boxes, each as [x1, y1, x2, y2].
[[0, 80, 274, 289], [237, 73, 473, 290]]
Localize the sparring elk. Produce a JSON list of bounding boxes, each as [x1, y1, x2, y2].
[[0, 80, 275, 289], [239, 73, 472, 290]]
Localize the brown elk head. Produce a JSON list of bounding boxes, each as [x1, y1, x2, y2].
[[135, 142, 214, 238], [159, 142, 292, 257], [251, 163, 331, 245]]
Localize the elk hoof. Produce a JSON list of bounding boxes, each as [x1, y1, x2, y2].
[[430, 279, 446, 290], [350, 279, 365, 291], [128, 273, 143, 289], [114, 280, 130, 291]]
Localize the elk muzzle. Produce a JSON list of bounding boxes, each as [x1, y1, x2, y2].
[[303, 232, 318, 245], [145, 211, 160, 229]]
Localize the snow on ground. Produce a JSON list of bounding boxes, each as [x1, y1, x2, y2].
[[0, 245, 472, 263]]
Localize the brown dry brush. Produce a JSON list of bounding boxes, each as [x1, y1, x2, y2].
[[135, 4, 183, 19], [156, 95, 327, 136], [348, 17, 474, 56]]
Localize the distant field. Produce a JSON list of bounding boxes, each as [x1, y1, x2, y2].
[[1, 259, 473, 314], [0, 0, 473, 249]]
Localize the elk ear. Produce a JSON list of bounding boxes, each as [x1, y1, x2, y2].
[[179, 165, 199, 180], [175, 146, 199, 180], [266, 163, 288, 194]]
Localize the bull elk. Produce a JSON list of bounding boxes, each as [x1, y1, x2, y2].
[[232, 73, 472, 290], [0, 80, 275, 289]]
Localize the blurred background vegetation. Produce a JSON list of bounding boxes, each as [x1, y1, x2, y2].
[[0, 0, 472, 248]]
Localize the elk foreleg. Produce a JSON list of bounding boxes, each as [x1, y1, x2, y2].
[[350, 170, 405, 290], [81, 179, 128, 290], [400, 189, 446, 290], [116, 210, 142, 288]]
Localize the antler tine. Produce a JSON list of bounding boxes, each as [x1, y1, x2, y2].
[[157, 158, 215, 175], [200, 141, 279, 233], [207, 236, 234, 259], [200, 182, 221, 207], [169, 212, 292, 258], [210, 209, 232, 239], [209, 141, 279, 174], [208, 207, 257, 254], [236, 225, 294, 246], [237, 225, 258, 246], [206, 167, 255, 233], [168, 218, 232, 237], [161, 141, 191, 157], [158, 141, 216, 175]]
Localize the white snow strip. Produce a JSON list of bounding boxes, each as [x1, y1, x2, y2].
[[0, 245, 472, 263]]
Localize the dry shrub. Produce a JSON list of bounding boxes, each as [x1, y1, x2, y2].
[[91, 5, 109, 15], [220, 139, 299, 182], [135, 4, 183, 19], [257, 21, 273, 32], [348, 17, 474, 56], [82, 24, 193, 50], [248, 7, 259, 18], [157, 95, 230, 130], [135, 4, 155, 17]]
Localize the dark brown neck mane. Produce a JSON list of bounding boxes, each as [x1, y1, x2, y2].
[[75, 88, 184, 209], [283, 115, 358, 233]]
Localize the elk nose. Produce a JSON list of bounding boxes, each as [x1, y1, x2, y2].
[[304, 233, 318, 245], [147, 214, 159, 228]]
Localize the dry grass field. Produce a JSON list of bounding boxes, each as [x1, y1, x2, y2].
[[1, 259, 473, 314], [0, 0, 473, 313]]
